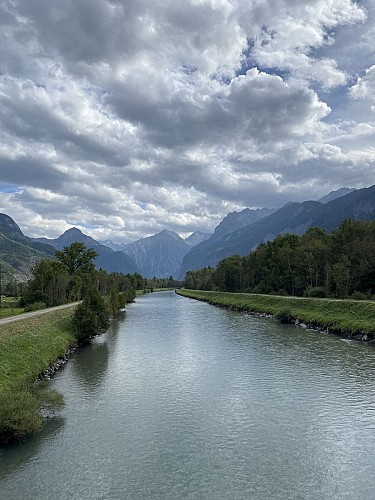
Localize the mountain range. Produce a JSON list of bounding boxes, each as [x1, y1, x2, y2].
[[35, 228, 141, 275], [1, 185, 374, 283], [181, 185, 375, 275]]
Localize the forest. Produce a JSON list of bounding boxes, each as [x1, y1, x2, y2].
[[184, 219, 375, 299]]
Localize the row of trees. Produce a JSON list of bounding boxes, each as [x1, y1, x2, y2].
[[19, 242, 145, 340], [184, 219, 375, 299]]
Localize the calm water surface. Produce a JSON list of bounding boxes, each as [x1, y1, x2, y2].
[[1, 291, 375, 499]]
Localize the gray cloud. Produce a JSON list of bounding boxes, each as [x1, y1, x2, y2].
[[0, 0, 374, 242]]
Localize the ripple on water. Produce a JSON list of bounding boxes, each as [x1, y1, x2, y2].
[[1, 292, 375, 500]]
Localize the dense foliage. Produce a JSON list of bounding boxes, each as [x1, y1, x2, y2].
[[0, 242, 145, 445], [184, 220, 375, 299], [19, 242, 144, 340]]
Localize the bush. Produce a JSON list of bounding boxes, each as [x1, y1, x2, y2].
[[304, 286, 326, 298], [350, 291, 368, 300], [275, 308, 294, 324], [73, 287, 109, 342], [0, 383, 64, 445], [24, 301, 47, 312]]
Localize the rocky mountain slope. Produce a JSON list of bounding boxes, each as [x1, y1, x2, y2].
[[0, 213, 55, 282], [122, 230, 191, 278], [181, 185, 375, 275]]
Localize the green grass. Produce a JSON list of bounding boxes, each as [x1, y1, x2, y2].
[[177, 290, 375, 336], [0, 307, 24, 319], [0, 309, 77, 444]]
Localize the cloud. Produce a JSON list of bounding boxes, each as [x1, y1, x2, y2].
[[350, 65, 375, 109], [0, 0, 373, 243]]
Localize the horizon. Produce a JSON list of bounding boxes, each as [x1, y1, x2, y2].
[[1, 184, 366, 244]]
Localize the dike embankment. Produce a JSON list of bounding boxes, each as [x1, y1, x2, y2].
[[0, 306, 78, 445], [176, 289, 375, 341]]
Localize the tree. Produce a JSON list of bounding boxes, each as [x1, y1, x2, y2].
[[73, 286, 109, 342], [55, 242, 98, 276]]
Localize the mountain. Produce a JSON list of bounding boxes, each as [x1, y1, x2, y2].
[[0, 213, 55, 282], [99, 239, 125, 252], [211, 207, 276, 242], [0, 213, 23, 236], [181, 184, 375, 274], [122, 230, 191, 278], [184, 231, 211, 246], [36, 228, 141, 275], [318, 187, 356, 204], [181, 207, 276, 275]]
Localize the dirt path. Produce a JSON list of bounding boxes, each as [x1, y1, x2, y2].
[[0, 302, 80, 326]]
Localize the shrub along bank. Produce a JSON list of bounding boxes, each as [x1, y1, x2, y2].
[[0, 242, 142, 445], [0, 309, 77, 445], [177, 289, 375, 338]]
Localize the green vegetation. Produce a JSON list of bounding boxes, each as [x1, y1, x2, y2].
[[0, 306, 24, 319], [0, 242, 145, 445], [19, 242, 142, 340], [184, 219, 375, 300], [177, 289, 375, 337], [0, 309, 76, 445]]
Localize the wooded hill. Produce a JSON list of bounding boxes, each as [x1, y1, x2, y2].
[[184, 219, 375, 299]]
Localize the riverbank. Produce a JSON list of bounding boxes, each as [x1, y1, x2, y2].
[[0, 308, 77, 445], [177, 289, 375, 339]]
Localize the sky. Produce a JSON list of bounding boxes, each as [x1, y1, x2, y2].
[[0, 0, 374, 243]]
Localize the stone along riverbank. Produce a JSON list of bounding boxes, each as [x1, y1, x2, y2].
[[177, 289, 375, 341]]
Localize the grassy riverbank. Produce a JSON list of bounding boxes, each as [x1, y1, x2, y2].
[[177, 290, 375, 337], [0, 308, 77, 445]]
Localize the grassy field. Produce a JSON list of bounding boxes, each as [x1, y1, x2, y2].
[[0, 309, 77, 444], [177, 289, 375, 337]]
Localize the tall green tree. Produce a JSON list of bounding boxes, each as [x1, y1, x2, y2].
[[55, 242, 98, 276]]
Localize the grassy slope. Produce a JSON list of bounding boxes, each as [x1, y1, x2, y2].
[[0, 309, 77, 444], [177, 290, 375, 336], [0, 309, 76, 393]]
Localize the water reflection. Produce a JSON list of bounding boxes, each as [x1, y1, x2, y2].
[[1, 292, 375, 500], [217, 307, 375, 386], [72, 341, 109, 392], [0, 417, 65, 481], [72, 311, 124, 392]]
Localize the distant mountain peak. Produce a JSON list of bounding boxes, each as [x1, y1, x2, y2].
[[0, 213, 24, 236], [159, 229, 183, 241], [185, 231, 211, 246]]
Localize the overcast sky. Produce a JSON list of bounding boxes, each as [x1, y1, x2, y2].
[[0, 0, 374, 242]]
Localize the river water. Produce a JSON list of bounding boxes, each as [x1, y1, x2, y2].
[[1, 291, 375, 499]]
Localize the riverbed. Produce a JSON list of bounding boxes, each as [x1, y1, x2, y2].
[[1, 291, 375, 499]]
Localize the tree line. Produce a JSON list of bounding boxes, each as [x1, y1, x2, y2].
[[184, 219, 375, 299], [19, 242, 146, 341]]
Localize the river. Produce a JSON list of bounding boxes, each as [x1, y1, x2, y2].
[[1, 291, 375, 499]]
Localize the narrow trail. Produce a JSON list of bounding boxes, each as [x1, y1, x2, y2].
[[0, 302, 80, 326]]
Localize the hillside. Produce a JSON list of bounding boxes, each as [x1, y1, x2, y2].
[[181, 184, 375, 274], [0, 214, 55, 282]]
